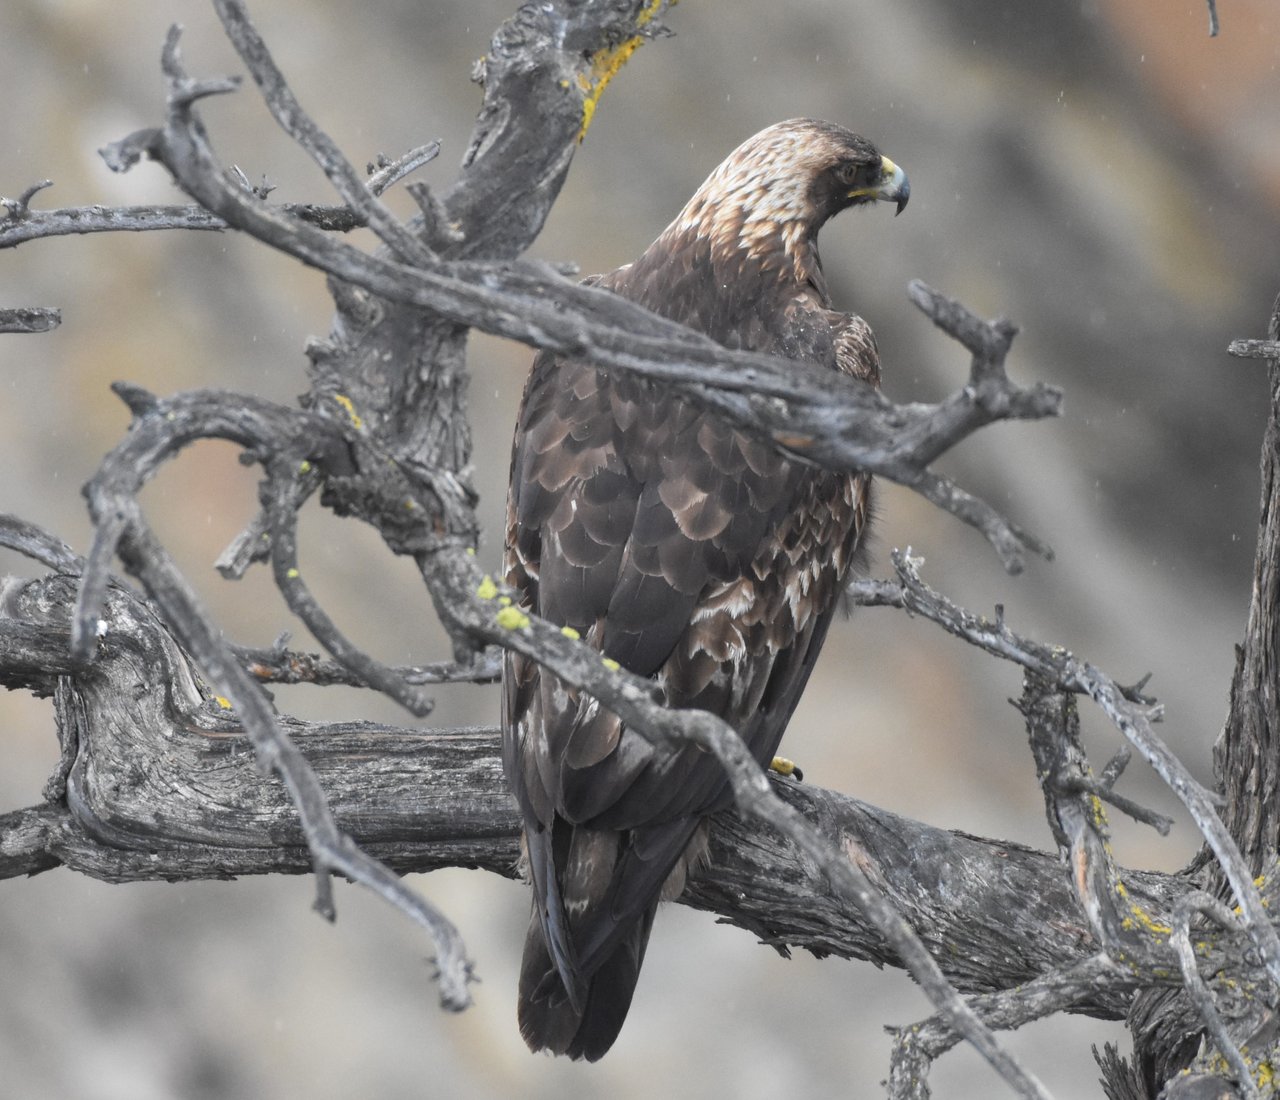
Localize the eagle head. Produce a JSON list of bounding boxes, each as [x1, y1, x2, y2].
[[664, 118, 909, 283]]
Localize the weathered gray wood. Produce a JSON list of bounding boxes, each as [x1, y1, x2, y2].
[[1, 569, 1178, 1023]]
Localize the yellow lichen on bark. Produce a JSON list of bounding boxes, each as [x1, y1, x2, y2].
[[577, 0, 673, 141]]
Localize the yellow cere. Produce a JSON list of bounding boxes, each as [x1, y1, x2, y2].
[[332, 393, 363, 430], [560, 625, 581, 640], [602, 657, 621, 671], [577, 0, 671, 141], [496, 606, 530, 631], [298, 460, 311, 474], [476, 575, 498, 601]]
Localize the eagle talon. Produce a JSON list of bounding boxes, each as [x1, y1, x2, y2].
[[770, 756, 804, 782]]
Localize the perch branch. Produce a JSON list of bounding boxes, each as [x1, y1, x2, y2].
[[0, 561, 1167, 1030]]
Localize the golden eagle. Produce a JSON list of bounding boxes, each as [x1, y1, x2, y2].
[[502, 118, 909, 1060]]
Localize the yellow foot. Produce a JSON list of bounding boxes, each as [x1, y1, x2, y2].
[[769, 756, 804, 782]]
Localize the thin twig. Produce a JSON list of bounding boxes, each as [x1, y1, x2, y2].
[[210, 1, 434, 265], [1171, 893, 1259, 1099], [1065, 775, 1174, 836], [1228, 339, 1280, 361], [262, 464, 435, 715], [1, 179, 54, 216], [1, 201, 226, 248], [232, 641, 501, 687], [0, 513, 82, 572], [367, 142, 442, 196]]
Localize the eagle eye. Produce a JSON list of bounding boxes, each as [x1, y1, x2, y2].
[[835, 161, 861, 185]]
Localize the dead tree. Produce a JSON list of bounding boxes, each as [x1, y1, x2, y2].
[[1, 3, 1276, 1096]]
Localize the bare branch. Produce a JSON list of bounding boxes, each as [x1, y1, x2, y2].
[[0, 200, 226, 249], [0, 563, 1165, 1020], [1017, 671, 1176, 979], [1068, 755, 1175, 836], [1228, 339, 1280, 361], [261, 463, 436, 714], [1, 179, 54, 217], [231, 641, 501, 688], [0, 513, 81, 572], [209, 1, 434, 265], [83, 21, 1055, 572], [0, 306, 61, 333], [366, 141, 442, 196], [851, 551, 1280, 993], [889, 955, 1133, 1099], [60, 386, 472, 1006]]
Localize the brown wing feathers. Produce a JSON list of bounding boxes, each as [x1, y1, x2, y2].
[[502, 118, 906, 1060]]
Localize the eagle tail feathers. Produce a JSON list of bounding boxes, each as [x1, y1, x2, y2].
[[517, 901, 657, 1061]]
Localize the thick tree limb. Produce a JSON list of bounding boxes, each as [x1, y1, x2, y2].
[[0, 567, 1172, 1027]]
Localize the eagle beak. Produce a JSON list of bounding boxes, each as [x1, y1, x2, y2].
[[877, 156, 910, 216], [845, 155, 910, 215]]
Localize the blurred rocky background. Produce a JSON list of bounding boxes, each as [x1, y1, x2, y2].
[[2, 1, 1277, 1096]]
